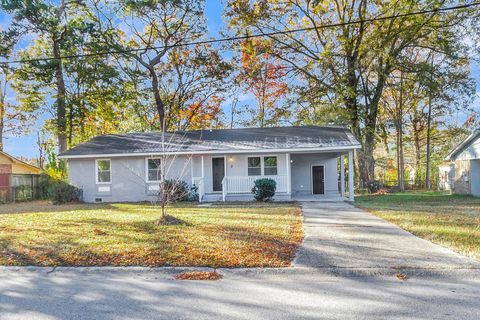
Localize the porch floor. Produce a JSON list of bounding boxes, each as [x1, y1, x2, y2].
[[291, 194, 346, 202]]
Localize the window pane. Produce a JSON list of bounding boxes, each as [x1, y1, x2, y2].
[[264, 157, 277, 167], [97, 160, 110, 171], [248, 168, 261, 176], [148, 169, 161, 181], [248, 157, 260, 168], [264, 167, 277, 175], [98, 171, 111, 183], [148, 159, 161, 170]]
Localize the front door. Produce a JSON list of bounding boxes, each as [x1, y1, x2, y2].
[[212, 157, 225, 192], [312, 165, 325, 195]]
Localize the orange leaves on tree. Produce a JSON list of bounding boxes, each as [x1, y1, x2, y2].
[[237, 38, 288, 126]]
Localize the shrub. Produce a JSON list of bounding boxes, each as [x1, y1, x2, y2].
[[251, 178, 276, 202], [366, 180, 383, 193], [38, 173, 57, 200], [187, 184, 199, 202], [51, 182, 82, 205], [162, 179, 190, 202]]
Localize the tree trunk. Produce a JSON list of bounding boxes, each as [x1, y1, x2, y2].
[[53, 40, 68, 153], [425, 56, 434, 190], [0, 79, 5, 151], [397, 71, 405, 191], [425, 99, 432, 190], [411, 108, 423, 186], [148, 67, 165, 132]]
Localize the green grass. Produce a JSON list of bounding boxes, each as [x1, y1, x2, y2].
[[0, 201, 303, 267], [356, 191, 480, 260]]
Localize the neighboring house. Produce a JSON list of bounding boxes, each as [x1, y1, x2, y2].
[[0, 151, 42, 202], [59, 125, 361, 203], [443, 129, 480, 196]]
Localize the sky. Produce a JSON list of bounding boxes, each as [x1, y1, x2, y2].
[[0, 0, 479, 160]]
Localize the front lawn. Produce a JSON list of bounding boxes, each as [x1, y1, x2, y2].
[[0, 201, 303, 267], [356, 192, 480, 260]]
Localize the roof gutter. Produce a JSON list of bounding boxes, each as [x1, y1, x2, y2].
[[58, 144, 362, 159]]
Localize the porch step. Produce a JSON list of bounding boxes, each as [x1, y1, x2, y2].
[[202, 193, 223, 202]]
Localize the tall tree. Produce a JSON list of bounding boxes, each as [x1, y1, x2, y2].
[[94, 0, 226, 132], [236, 38, 289, 127], [1, 0, 96, 152], [226, 0, 476, 182], [157, 45, 231, 131]]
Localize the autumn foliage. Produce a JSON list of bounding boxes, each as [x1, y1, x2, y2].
[[237, 38, 288, 127], [174, 271, 222, 280]]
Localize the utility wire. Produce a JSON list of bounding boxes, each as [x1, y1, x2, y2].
[[0, 1, 479, 65]]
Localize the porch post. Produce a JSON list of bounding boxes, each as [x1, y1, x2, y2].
[[190, 156, 194, 186], [348, 150, 354, 201], [286, 153, 291, 195], [340, 155, 345, 198], [199, 155, 205, 203]]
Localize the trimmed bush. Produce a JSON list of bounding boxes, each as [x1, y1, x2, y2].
[[51, 182, 83, 205], [366, 180, 383, 193], [251, 178, 276, 202], [188, 184, 199, 202], [39, 173, 82, 204], [162, 179, 190, 202]]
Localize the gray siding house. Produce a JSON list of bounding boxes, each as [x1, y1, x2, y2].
[[59, 126, 361, 203], [443, 129, 480, 197]]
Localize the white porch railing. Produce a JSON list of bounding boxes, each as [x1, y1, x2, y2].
[[225, 175, 288, 194], [222, 177, 227, 202], [192, 177, 205, 202]]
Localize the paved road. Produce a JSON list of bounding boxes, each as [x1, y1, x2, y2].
[[1, 270, 480, 320], [1, 201, 480, 320]]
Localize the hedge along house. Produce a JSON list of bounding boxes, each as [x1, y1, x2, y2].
[[443, 129, 480, 196], [59, 126, 361, 203], [0, 151, 42, 202]]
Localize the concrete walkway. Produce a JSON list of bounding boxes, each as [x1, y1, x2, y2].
[[294, 201, 480, 274]]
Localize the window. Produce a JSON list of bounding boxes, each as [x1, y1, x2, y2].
[[147, 158, 162, 182], [264, 156, 278, 175], [248, 157, 261, 176], [96, 159, 111, 183]]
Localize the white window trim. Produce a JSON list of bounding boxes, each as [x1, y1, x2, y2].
[[95, 159, 111, 184], [247, 155, 279, 176], [263, 156, 278, 176], [145, 157, 162, 183], [247, 156, 262, 176]]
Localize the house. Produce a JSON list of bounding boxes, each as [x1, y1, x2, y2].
[[443, 129, 480, 196], [58, 125, 361, 203], [0, 150, 42, 202]]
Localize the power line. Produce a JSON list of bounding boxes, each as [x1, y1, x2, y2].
[[0, 1, 479, 65]]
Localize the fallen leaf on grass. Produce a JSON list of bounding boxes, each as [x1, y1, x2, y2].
[[395, 271, 408, 281], [174, 271, 222, 280], [94, 229, 107, 236]]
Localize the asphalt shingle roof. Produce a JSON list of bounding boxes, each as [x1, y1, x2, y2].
[[59, 125, 361, 158]]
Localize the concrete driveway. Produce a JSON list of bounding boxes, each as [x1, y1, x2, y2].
[[294, 201, 480, 273]]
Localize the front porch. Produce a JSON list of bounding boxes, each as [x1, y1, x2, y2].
[[191, 151, 355, 202]]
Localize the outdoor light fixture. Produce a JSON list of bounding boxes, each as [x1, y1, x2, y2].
[[229, 156, 234, 162]]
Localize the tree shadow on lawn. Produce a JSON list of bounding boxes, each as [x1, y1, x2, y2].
[[0, 201, 119, 215], [0, 216, 300, 267]]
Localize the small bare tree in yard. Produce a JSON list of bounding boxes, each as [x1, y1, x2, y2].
[[120, 127, 198, 225], [154, 130, 194, 224]]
